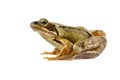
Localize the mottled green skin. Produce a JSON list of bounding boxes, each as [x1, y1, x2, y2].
[[50, 22, 93, 43]]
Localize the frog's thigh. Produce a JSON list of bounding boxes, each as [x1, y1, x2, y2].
[[73, 36, 107, 59]]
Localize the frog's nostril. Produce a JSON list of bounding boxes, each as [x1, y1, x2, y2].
[[30, 21, 38, 27]]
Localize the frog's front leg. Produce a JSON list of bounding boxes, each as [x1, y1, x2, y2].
[[72, 36, 107, 59], [44, 38, 73, 60], [41, 48, 60, 55]]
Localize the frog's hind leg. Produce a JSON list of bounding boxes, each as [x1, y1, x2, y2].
[[41, 48, 60, 55], [72, 36, 107, 59]]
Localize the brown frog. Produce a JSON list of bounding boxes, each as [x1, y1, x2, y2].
[[30, 18, 107, 60]]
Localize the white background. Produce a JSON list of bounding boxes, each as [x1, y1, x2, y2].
[[0, 0, 120, 80]]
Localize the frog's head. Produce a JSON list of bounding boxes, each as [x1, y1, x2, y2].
[[30, 18, 58, 35], [30, 18, 49, 31]]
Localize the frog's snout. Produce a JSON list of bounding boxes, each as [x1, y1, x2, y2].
[[30, 21, 40, 31], [30, 21, 38, 27]]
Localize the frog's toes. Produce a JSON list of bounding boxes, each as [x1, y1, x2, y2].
[[44, 55, 73, 60], [43, 57, 56, 61], [41, 51, 57, 55], [41, 52, 51, 55]]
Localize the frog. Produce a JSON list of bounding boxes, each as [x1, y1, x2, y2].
[[30, 18, 107, 60]]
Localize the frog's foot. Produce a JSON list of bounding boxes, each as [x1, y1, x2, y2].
[[41, 48, 60, 55], [72, 51, 100, 59], [44, 55, 73, 60], [90, 30, 106, 37]]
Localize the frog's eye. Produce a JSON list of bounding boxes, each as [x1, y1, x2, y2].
[[39, 18, 48, 26]]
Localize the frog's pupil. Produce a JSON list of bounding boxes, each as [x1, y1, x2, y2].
[[41, 21, 47, 24]]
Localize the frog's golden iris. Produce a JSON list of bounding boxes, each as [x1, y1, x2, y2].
[[39, 18, 48, 26]]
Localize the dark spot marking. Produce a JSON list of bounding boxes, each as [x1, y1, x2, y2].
[[60, 26, 66, 28], [45, 23, 59, 35], [78, 29, 82, 30], [80, 42, 85, 48], [34, 21, 38, 24], [68, 27, 75, 29], [53, 39, 63, 45]]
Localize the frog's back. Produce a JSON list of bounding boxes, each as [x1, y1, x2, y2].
[[56, 25, 92, 43]]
